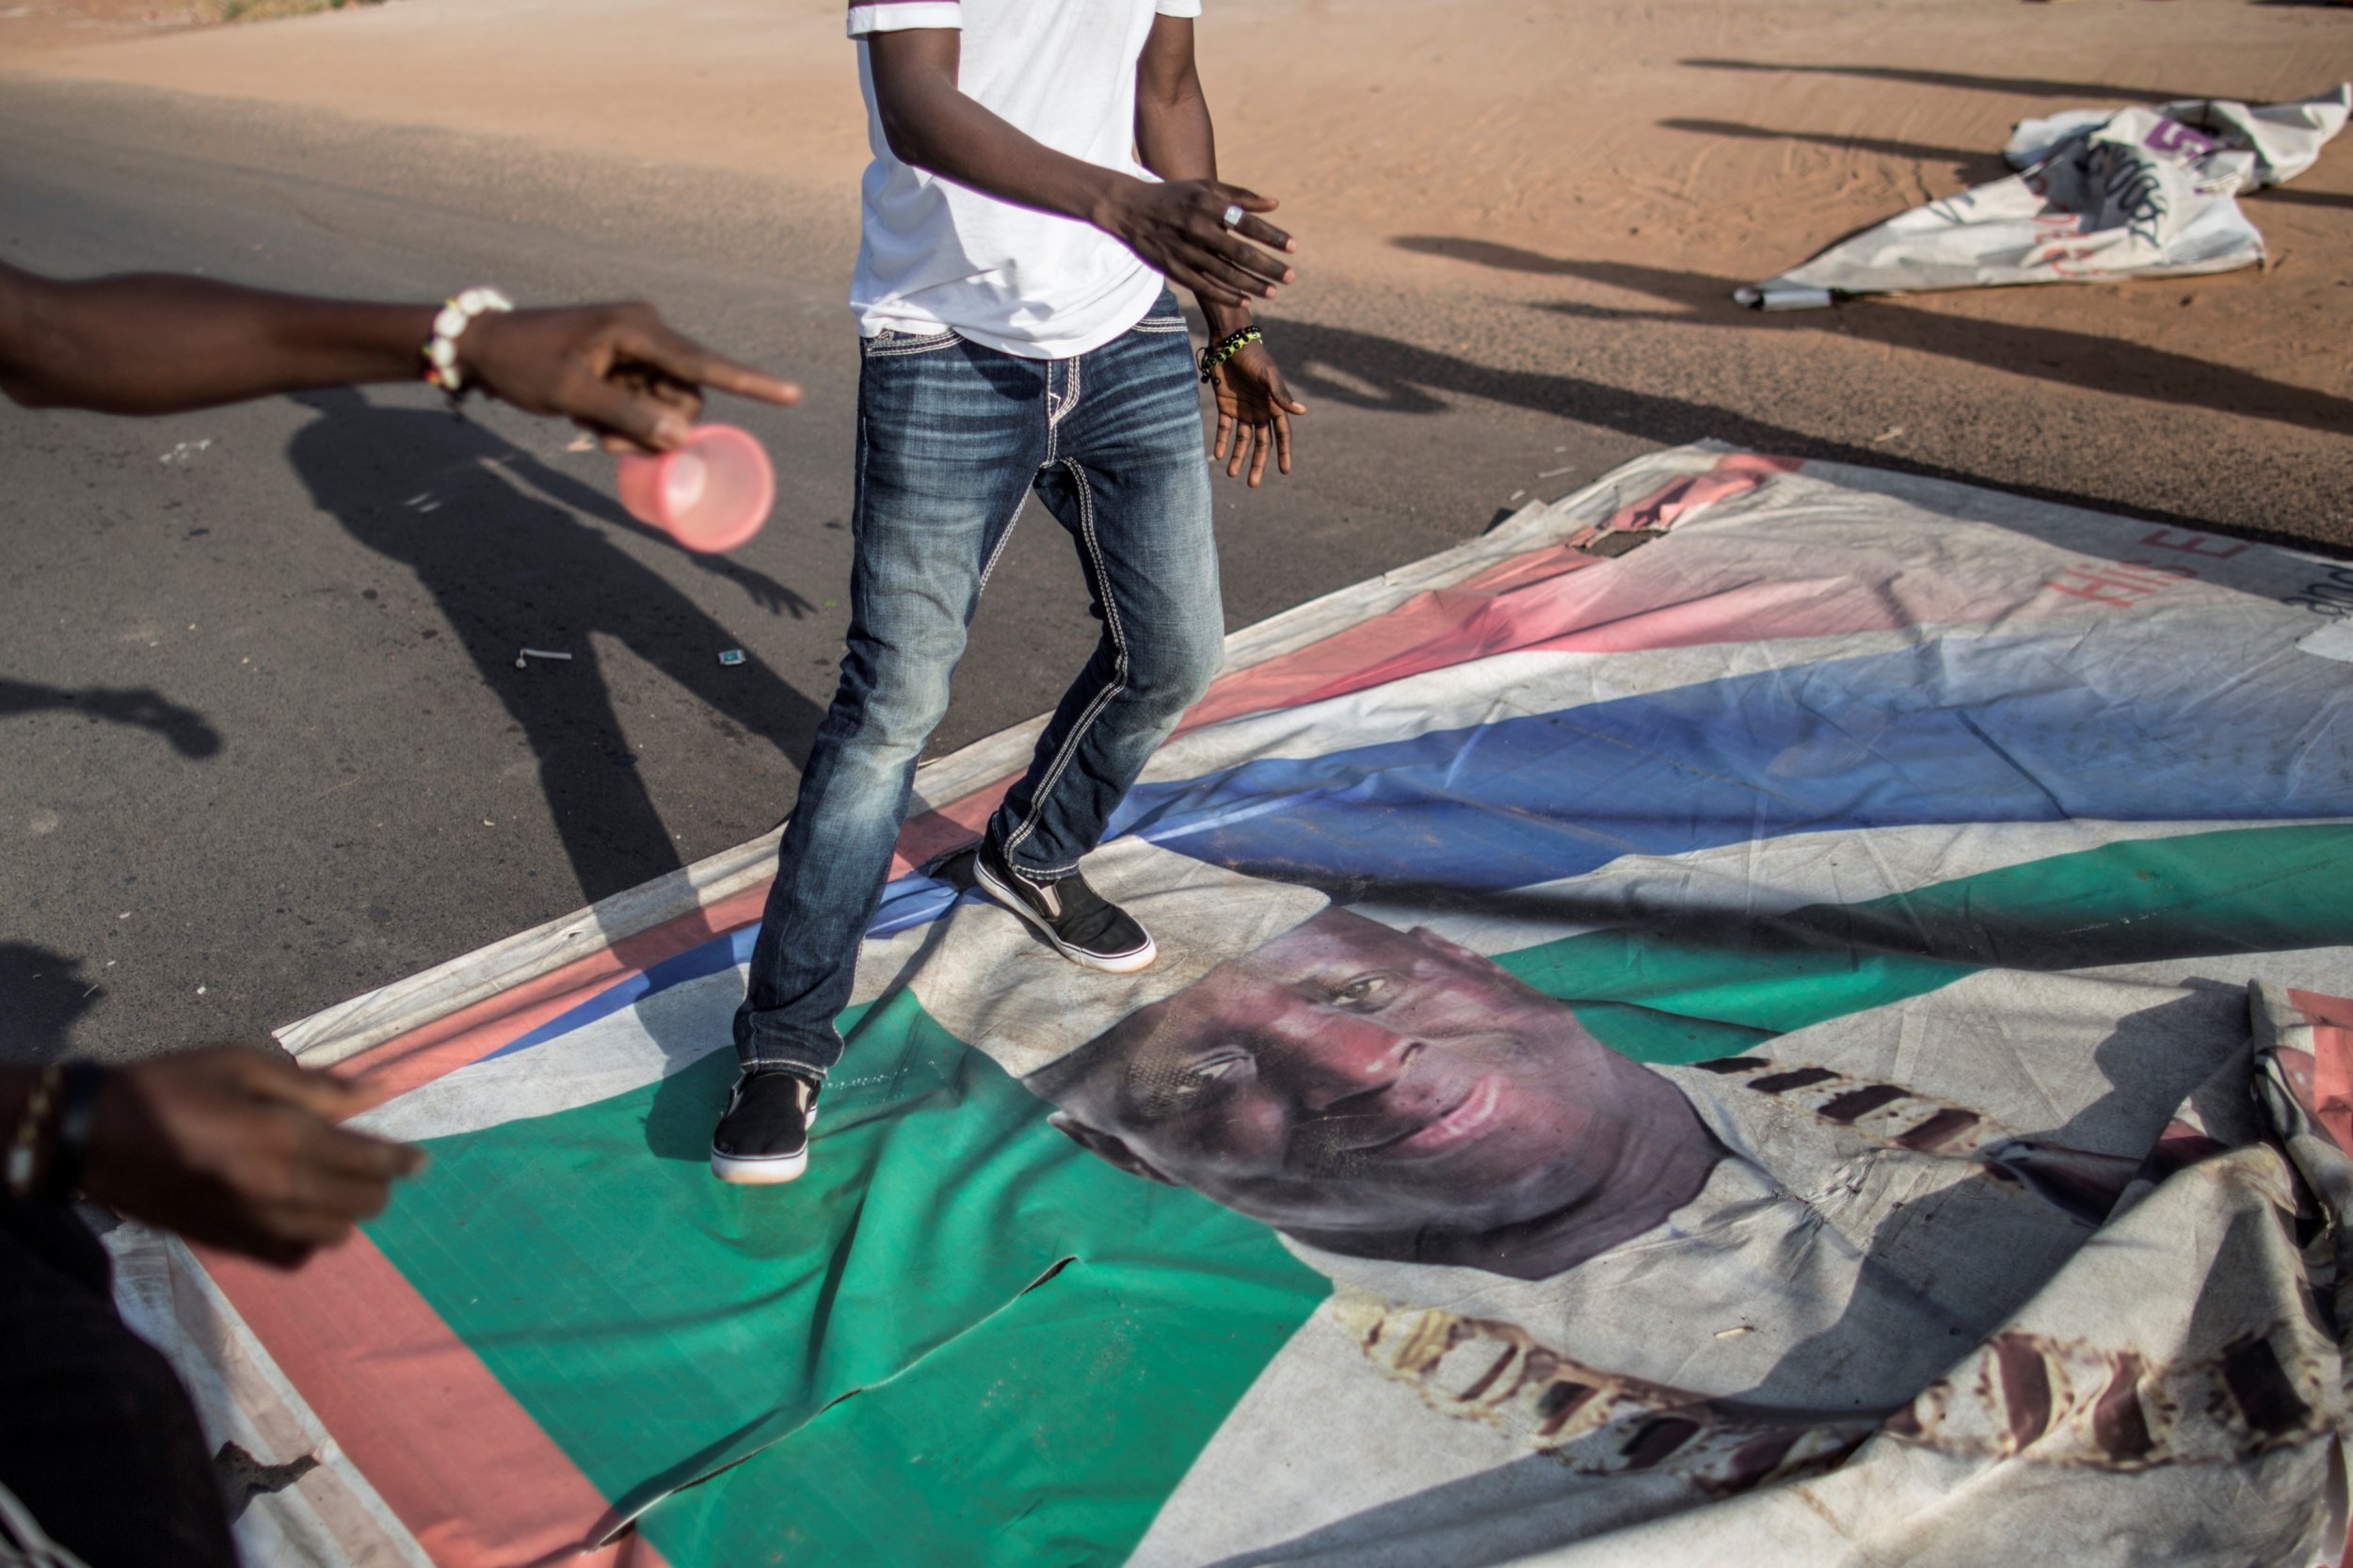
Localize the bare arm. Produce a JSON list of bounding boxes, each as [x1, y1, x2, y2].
[[0, 263, 800, 451], [1131, 14, 1305, 485], [864, 24, 1296, 309], [1133, 16, 1241, 329]]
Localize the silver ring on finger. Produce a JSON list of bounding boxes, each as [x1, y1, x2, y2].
[[1219, 203, 1245, 231]]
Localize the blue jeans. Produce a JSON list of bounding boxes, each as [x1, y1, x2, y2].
[[733, 296, 1222, 1079]]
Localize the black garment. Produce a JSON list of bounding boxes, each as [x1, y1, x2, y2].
[[0, 1200, 236, 1568]]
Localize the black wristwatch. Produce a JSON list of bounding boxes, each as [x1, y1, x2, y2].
[[40, 1061, 109, 1203]]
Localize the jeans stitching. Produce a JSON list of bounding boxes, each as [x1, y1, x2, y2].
[[975, 497, 1025, 593], [1042, 361, 1059, 465], [740, 1053, 830, 1083], [1047, 354, 1081, 431], [863, 328, 961, 359], [1002, 456, 1126, 861]]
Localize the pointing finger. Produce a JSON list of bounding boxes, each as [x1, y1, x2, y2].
[[625, 322, 803, 408]]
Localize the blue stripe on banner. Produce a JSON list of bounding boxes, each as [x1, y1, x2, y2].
[[484, 874, 964, 1061], [492, 628, 2351, 1056], [1107, 635, 2353, 891]]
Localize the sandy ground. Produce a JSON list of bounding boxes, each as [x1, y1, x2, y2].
[[7, 0, 2353, 543]]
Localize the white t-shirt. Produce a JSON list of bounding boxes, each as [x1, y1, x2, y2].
[[845, 0, 1201, 359]]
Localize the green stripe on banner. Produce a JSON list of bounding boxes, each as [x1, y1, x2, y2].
[[363, 822, 2353, 1565], [1505, 823, 2353, 1060], [365, 987, 1330, 1567]]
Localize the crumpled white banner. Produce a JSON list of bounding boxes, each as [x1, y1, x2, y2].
[[1735, 85, 2349, 310]]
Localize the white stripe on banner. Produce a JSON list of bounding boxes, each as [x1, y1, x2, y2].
[[357, 815, 2336, 1145]]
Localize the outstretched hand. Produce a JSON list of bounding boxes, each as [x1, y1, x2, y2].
[[80, 1045, 425, 1269], [1211, 343, 1305, 487], [460, 302, 803, 456], [1104, 180, 1296, 309]]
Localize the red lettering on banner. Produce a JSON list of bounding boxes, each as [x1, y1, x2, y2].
[[2046, 575, 2155, 607], [2140, 528, 2249, 561], [2043, 558, 2184, 607]]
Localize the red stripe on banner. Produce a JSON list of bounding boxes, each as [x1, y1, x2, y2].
[[344, 446, 2082, 1057], [887, 459, 1801, 873], [338, 446, 2073, 1079], [2292, 988, 2353, 1156], [206, 1234, 668, 1568], [339, 886, 772, 1098]]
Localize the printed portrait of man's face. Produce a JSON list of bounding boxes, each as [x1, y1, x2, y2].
[[1027, 909, 1700, 1256]]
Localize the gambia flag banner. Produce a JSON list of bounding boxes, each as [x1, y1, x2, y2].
[[110, 446, 2353, 1568]]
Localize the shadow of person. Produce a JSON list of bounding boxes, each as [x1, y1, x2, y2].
[[643, 1046, 746, 1165], [0, 942, 101, 1064], [281, 389, 825, 906], [1254, 312, 2249, 536], [1388, 240, 2353, 440], [0, 679, 222, 759], [1657, 117, 2012, 184], [1677, 58, 2211, 104], [2254, 184, 2353, 212]]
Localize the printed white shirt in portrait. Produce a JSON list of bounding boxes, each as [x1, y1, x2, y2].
[[1124, 970, 2348, 1568]]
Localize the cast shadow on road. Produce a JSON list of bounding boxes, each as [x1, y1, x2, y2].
[[1661, 117, 2353, 213], [1657, 119, 2014, 184], [2256, 185, 2353, 211], [0, 942, 99, 1066], [0, 678, 222, 758], [1679, 59, 2215, 104], [1272, 268, 2323, 546], [283, 390, 825, 907], [1390, 237, 2353, 443]]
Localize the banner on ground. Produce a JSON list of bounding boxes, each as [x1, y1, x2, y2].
[[1737, 86, 2350, 309], [112, 446, 2353, 1568]]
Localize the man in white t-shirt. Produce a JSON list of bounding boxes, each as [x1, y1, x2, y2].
[[716, 0, 1306, 1181]]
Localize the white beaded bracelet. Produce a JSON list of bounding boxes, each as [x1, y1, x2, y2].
[[421, 286, 515, 399]]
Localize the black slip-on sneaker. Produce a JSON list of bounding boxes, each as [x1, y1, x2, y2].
[[973, 838, 1157, 974], [710, 1069, 819, 1184], [923, 843, 982, 891]]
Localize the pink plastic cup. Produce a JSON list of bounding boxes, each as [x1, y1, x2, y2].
[[614, 424, 776, 554]]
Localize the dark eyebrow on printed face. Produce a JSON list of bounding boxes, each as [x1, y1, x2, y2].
[[1114, 994, 1272, 1126], [1122, 1042, 1228, 1125]]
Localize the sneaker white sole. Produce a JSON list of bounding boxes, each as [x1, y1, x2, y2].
[[709, 1147, 808, 1184], [709, 1107, 816, 1185], [975, 861, 1158, 975]]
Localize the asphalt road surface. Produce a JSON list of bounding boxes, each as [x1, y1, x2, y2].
[[4, 76, 2345, 1066], [0, 79, 1625, 1064]]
